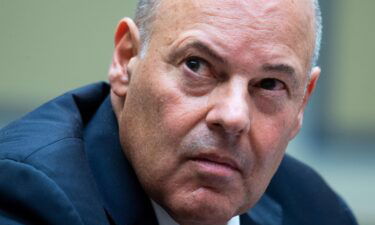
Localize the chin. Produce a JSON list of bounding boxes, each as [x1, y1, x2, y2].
[[165, 187, 243, 225]]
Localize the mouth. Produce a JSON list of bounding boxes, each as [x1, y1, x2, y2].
[[189, 154, 241, 176]]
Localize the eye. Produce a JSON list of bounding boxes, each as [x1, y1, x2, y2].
[[184, 57, 211, 77], [186, 57, 202, 72], [257, 78, 285, 91]]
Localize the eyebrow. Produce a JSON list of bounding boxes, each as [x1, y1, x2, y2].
[[262, 63, 296, 77], [169, 41, 227, 65], [262, 63, 299, 87]]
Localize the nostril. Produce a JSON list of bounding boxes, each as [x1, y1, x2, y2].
[[207, 120, 245, 137], [207, 121, 223, 131], [212, 122, 222, 128]]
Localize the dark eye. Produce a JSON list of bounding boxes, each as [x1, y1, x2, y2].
[[183, 57, 211, 78], [186, 57, 202, 72], [258, 78, 285, 91]]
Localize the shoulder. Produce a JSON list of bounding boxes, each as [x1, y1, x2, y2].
[[0, 82, 110, 160], [0, 158, 85, 225], [0, 82, 110, 225], [266, 154, 358, 225], [0, 136, 91, 224]]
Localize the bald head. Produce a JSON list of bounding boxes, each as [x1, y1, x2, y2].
[[134, 0, 322, 67]]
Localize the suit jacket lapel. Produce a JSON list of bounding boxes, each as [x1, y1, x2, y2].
[[84, 97, 158, 225], [240, 194, 283, 225]]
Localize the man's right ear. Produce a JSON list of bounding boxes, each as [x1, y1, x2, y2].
[[109, 17, 140, 98]]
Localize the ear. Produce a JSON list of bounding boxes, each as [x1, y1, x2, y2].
[[289, 67, 321, 140], [109, 17, 140, 99]]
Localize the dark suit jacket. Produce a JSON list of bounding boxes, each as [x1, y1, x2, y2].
[[0, 82, 358, 225]]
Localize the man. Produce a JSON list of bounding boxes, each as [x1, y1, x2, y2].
[[0, 0, 358, 224]]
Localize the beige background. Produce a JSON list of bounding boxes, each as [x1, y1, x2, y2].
[[331, 0, 375, 132]]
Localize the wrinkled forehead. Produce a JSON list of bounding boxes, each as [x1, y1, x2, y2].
[[153, 0, 314, 34], [151, 0, 315, 69], [163, 0, 310, 21]]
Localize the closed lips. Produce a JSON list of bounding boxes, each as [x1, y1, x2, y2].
[[190, 154, 240, 172]]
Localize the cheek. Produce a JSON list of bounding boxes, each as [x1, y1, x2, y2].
[[250, 111, 297, 166], [121, 61, 209, 167], [161, 97, 209, 143], [240, 115, 294, 203], [120, 82, 184, 194], [152, 76, 210, 145]]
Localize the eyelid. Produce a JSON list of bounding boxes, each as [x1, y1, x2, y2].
[[169, 40, 227, 65], [173, 45, 226, 77], [270, 79, 285, 90], [182, 57, 223, 86], [251, 78, 288, 92], [184, 57, 211, 75], [184, 54, 213, 71], [185, 56, 208, 64], [178, 51, 209, 65]]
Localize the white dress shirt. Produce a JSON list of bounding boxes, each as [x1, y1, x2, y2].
[[151, 200, 240, 225]]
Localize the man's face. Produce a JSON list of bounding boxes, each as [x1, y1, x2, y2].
[[118, 0, 316, 224]]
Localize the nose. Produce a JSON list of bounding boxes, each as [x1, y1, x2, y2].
[[206, 79, 251, 136]]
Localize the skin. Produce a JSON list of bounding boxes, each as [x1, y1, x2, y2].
[[109, 0, 320, 224]]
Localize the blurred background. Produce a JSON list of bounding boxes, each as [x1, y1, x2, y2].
[[0, 0, 374, 224]]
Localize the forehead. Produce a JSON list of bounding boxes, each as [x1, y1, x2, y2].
[[150, 0, 315, 72]]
